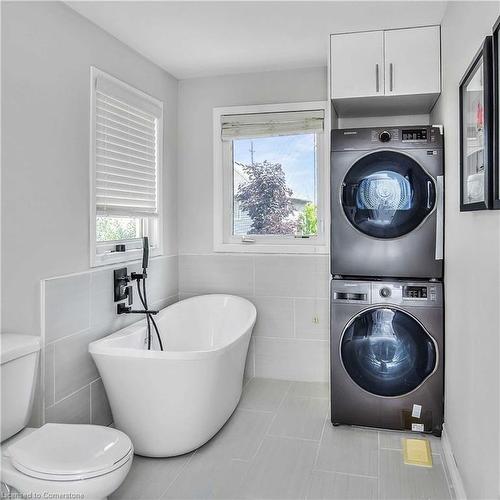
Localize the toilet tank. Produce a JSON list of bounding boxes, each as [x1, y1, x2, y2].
[[1, 334, 40, 442]]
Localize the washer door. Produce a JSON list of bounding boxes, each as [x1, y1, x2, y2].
[[341, 307, 437, 397], [342, 151, 435, 239]]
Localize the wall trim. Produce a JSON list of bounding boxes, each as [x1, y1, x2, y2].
[[178, 252, 329, 257], [442, 424, 467, 500], [41, 254, 178, 282]]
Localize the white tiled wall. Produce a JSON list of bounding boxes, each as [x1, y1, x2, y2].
[[179, 254, 330, 382], [42, 255, 178, 425]]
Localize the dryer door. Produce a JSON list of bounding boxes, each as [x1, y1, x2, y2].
[[342, 151, 435, 239], [340, 307, 437, 397]]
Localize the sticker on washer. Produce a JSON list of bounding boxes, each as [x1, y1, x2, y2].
[[412, 423, 425, 432], [412, 404, 422, 418]]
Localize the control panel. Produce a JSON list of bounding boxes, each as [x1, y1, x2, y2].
[[369, 127, 438, 145], [403, 285, 428, 299], [332, 280, 442, 307], [332, 126, 443, 152], [402, 128, 428, 142], [402, 285, 438, 301]]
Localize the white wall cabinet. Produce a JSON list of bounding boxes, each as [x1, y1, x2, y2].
[[330, 31, 384, 99], [330, 26, 441, 116], [384, 26, 441, 96]]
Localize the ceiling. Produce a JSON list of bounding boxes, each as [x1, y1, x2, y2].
[[67, 1, 448, 80]]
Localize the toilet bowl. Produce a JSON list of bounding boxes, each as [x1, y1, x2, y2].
[[1, 424, 133, 500], [0, 333, 133, 500]]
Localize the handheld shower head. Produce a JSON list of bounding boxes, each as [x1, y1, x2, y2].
[[142, 236, 149, 272]]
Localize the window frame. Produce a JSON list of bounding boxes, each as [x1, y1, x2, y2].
[[89, 67, 164, 267], [213, 101, 330, 254]]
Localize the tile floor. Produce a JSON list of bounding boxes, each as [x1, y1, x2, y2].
[[112, 378, 453, 500]]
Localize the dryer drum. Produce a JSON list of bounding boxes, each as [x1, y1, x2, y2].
[[356, 171, 412, 211], [342, 151, 436, 239], [341, 307, 437, 397]]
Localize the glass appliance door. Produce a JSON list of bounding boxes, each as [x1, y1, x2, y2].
[[460, 36, 493, 211], [342, 151, 435, 239], [340, 307, 437, 397]]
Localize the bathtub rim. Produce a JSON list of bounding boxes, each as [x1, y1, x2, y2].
[[89, 294, 256, 361]]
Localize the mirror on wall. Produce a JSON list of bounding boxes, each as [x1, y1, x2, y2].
[[493, 16, 500, 209], [459, 36, 493, 212]]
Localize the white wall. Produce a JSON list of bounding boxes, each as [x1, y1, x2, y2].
[[177, 68, 331, 382], [177, 67, 327, 254], [430, 2, 500, 498], [1, 1, 179, 426], [1, 1, 179, 337]]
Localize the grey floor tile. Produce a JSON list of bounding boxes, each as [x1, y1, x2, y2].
[[198, 408, 273, 460], [379, 449, 451, 500], [316, 425, 378, 477], [379, 430, 443, 455], [306, 470, 378, 500], [163, 453, 249, 500], [111, 453, 192, 500], [288, 381, 330, 399], [108, 378, 450, 500], [238, 378, 291, 412], [268, 394, 328, 441], [241, 435, 319, 499]]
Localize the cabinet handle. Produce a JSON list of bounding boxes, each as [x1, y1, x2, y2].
[[389, 63, 394, 92], [375, 64, 379, 92]]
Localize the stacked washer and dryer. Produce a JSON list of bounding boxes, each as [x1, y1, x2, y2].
[[330, 126, 444, 436]]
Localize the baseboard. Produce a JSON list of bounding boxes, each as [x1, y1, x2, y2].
[[441, 424, 467, 500]]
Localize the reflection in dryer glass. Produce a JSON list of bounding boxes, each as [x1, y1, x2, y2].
[[357, 171, 412, 211], [342, 151, 435, 239], [341, 307, 436, 397]]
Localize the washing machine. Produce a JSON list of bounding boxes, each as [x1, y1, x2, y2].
[[330, 279, 443, 436], [331, 126, 444, 279]]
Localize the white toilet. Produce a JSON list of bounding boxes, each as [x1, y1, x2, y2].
[[0, 333, 133, 500]]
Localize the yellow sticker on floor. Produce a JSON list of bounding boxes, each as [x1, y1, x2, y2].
[[402, 438, 433, 467]]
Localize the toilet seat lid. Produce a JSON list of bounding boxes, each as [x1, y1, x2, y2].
[[8, 423, 133, 480]]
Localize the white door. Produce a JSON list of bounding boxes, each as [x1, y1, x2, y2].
[[384, 26, 441, 96], [331, 31, 384, 99]]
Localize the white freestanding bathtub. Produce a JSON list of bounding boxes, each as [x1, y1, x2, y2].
[[89, 294, 256, 458]]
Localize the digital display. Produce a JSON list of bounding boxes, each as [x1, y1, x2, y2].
[[403, 286, 428, 299], [402, 129, 428, 142]]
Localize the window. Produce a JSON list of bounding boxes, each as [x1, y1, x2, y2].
[[90, 67, 163, 266], [213, 102, 329, 253]]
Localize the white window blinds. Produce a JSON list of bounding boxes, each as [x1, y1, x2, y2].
[[221, 109, 324, 141], [93, 71, 163, 217]]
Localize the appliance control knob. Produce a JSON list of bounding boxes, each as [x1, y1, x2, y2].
[[380, 287, 391, 298], [379, 131, 391, 142]]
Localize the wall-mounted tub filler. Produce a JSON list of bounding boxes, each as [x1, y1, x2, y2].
[[113, 237, 163, 350], [89, 295, 257, 457]]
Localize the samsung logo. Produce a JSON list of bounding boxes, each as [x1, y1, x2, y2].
[[343, 131, 357, 135]]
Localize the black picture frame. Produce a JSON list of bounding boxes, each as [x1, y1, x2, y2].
[[459, 36, 493, 212], [493, 16, 500, 209]]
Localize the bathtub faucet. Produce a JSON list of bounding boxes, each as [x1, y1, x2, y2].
[[117, 303, 159, 315]]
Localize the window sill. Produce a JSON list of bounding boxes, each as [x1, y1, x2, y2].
[[213, 242, 329, 255], [92, 246, 162, 267]]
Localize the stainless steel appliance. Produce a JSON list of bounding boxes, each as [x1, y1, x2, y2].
[[331, 279, 444, 436], [331, 126, 444, 279]]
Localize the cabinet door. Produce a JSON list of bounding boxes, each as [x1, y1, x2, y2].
[[384, 26, 441, 96], [331, 31, 384, 99]]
